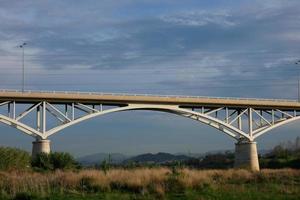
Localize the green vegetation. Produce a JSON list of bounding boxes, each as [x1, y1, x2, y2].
[[31, 152, 79, 171], [0, 147, 78, 171], [260, 137, 300, 169], [99, 154, 112, 175], [0, 168, 299, 199], [0, 147, 31, 170], [183, 151, 234, 169]]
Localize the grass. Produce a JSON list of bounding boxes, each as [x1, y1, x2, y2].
[[0, 168, 300, 199]]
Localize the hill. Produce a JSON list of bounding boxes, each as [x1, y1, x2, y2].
[[123, 152, 191, 164]]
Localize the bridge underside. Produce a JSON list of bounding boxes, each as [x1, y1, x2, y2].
[[1, 96, 300, 171]]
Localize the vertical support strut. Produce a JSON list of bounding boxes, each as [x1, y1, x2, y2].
[[43, 101, 46, 133], [7, 102, 15, 119], [12, 101, 15, 119], [248, 108, 253, 138], [260, 110, 263, 126], [65, 104, 68, 118], [8, 103, 10, 118], [37, 105, 41, 131], [225, 107, 229, 123], [72, 103, 75, 120], [238, 110, 242, 130], [271, 109, 275, 125]]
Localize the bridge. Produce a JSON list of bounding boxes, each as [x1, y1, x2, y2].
[[1, 89, 300, 171]]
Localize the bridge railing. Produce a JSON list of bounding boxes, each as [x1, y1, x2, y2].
[[0, 89, 297, 102]]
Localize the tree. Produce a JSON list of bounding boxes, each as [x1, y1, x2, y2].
[[31, 152, 79, 170], [100, 154, 111, 174], [0, 147, 31, 170], [51, 152, 78, 170], [31, 152, 53, 170]]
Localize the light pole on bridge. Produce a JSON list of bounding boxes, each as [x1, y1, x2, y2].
[[19, 42, 27, 92]]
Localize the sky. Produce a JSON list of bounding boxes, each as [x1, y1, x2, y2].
[[0, 0, 300, 157]]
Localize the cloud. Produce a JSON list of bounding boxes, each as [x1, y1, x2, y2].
[[276, 32, 300, 42], [161, 10, 236, 27]]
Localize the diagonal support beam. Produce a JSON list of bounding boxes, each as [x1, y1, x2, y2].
[[205, 107, 224, 115], [0, 101, 10, 107], [252, 109, 272, 126], [265, 110, 281, 119], [188, 114, 238, 139], [76, 103, 100, 113], [275, 109, 293, 118], [46, 107, 65, 123], [224, 110, 237, 123], [229, 109, 247, 125], [46, 102, 71, 122], [16, 102, 42, 121]]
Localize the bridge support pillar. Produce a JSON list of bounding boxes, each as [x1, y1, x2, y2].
[[32, 139, 51, 157], [234, 141, 259, 171]]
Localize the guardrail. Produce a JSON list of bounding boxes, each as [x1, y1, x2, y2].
[[0, 89, 297, 102]]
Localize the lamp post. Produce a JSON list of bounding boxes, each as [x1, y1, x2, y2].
[[295, 60, 300, 102], [19, 42, 27, 92]]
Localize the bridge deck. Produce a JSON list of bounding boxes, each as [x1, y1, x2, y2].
[[0, 90, 299, 109]]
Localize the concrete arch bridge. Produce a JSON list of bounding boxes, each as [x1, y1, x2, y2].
[[1, 90, 300, 171]]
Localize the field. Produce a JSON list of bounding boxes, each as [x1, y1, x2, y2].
[[0, 168, 300, 200]]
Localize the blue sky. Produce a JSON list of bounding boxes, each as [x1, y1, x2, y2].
[[0, 0, 300, 156]]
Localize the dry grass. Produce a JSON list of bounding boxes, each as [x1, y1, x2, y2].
[[0, 168, 299, 198]]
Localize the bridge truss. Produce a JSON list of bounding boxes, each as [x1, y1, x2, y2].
[[0, 100, 299, 142]]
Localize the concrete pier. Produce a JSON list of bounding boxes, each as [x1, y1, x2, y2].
[[234, 141, 259, 171], [32, 139, 51, 157]]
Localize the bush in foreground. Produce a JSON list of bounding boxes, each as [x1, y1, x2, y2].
[[0, 147, 31, 170], [31, 152, 79, 170]]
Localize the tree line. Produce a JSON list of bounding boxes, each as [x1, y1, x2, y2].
[[0, 147, 79, 171]]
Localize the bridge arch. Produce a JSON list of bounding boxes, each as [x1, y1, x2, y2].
[[253, 116, 300, 139], [43, 104, 250, 140], [0, 114, 43, 138], [2, 103, 300, 144]]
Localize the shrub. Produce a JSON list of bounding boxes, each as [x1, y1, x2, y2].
[[51, 152, 78, 170], [0, 147, 31, 171], [31, 152, 79, 170], [31, 152, 53, 170]]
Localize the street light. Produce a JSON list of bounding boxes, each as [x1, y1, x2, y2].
[[295, 60, 300, 102], [19, 42, 27, 92]]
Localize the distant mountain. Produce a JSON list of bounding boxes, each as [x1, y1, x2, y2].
[[123, 152, 192, 164], [77, 153, 128, 166]]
